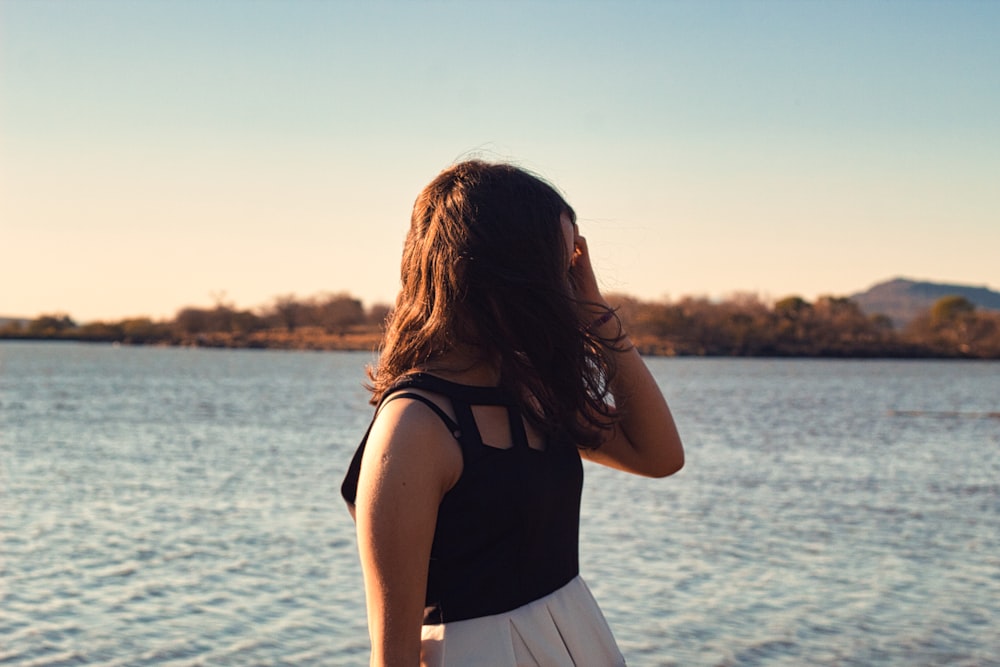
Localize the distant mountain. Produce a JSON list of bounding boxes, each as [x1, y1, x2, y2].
[[851, 278, 1000, 326]]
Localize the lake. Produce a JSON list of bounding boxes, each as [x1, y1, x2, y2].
[[2, 342, 998, 666]]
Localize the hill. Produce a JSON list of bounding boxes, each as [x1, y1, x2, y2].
[[851, 278, 1000, 326]]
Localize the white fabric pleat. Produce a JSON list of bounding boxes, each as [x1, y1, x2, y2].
[[420, 576, 625, 667]]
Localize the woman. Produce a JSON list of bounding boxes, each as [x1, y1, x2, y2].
[[342, 160, 684, 666]]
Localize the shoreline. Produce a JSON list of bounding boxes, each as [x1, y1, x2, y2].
[[3, 331, 997, 360]]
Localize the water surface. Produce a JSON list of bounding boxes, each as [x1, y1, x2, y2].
[[2, 344, 997, 665]]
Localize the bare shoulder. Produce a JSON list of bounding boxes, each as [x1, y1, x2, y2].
[[361, 393, 463, 497]]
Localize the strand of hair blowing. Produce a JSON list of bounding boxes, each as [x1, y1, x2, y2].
[[371, 160, 621, 448]]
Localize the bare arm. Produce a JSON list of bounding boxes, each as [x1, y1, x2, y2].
[[570, 234, 685, 478], [354, 399, 462, 665]]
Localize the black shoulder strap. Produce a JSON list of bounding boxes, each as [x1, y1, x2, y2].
[[380, 391, 461, 437]]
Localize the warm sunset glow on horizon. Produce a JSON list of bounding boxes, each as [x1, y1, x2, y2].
[[2, 1, 998, 322]]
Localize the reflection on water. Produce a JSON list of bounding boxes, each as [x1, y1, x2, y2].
[[2, 344, 998, 666]]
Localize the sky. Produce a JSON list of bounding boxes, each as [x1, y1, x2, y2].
[[2, 0, 998, 322]]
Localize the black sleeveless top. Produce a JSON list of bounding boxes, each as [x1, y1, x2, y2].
[[341, 373, 583, 625]]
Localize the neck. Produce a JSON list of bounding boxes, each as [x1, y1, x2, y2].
[[415, 346, 500, 386]]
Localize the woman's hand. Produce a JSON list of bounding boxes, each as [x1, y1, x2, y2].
[[569, 232, 615, 328]]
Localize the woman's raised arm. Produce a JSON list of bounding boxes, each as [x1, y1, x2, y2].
[[570, 234, 685, 478]]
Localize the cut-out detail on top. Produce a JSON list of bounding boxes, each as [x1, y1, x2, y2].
[[469, 402, 547, 451], [391, 374, 547, 452], [471, 404, 514, 449]]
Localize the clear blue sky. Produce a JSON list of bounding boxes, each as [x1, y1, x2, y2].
[[2, 0, 998, 321]]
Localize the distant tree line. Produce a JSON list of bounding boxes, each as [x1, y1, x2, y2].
[[0, 292, 389, 349], [2, 292, 999, 358], [613, 293, 1000, 358]]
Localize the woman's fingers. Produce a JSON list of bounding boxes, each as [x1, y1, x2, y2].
[[570, 236, 605, 306]]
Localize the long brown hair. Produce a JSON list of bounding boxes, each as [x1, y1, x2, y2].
[[370, 160, 621, 447]]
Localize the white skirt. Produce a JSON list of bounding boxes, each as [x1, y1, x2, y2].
[[420, 576, 625, 666]]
